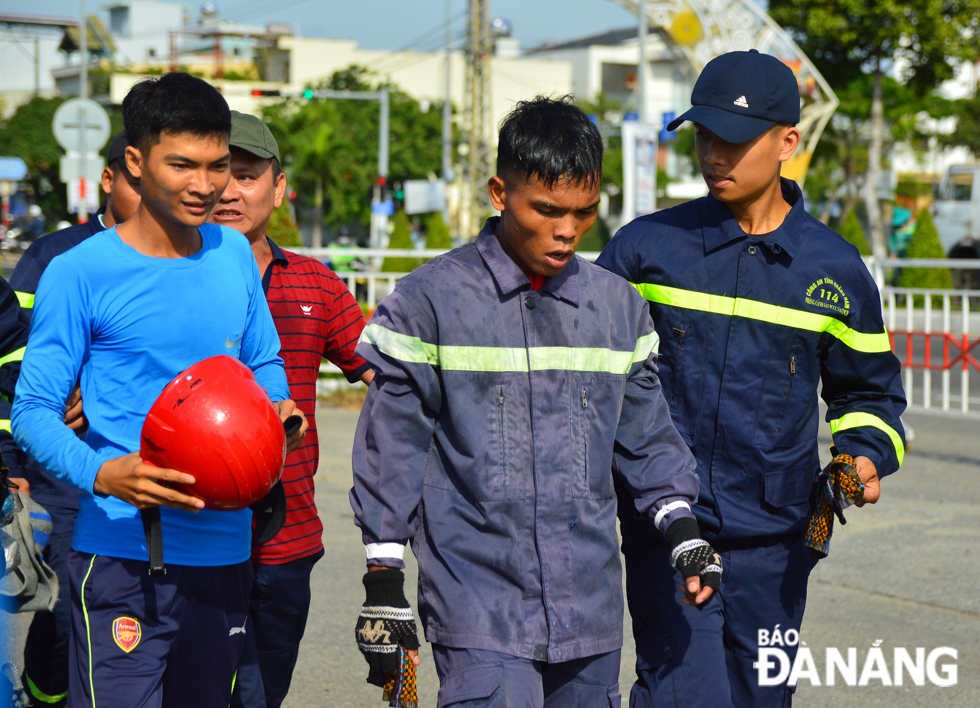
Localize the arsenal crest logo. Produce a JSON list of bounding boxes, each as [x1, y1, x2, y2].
[[112, 617, 141, 653]]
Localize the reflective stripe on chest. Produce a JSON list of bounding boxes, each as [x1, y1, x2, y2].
[[631, 282, 890, 353], [359, 323, 659, 374]]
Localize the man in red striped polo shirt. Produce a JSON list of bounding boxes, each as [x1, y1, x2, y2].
[[212, 111, 374, 708]]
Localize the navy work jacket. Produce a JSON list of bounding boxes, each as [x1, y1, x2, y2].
[[596, 179, 906, 541], [0, 277, 30, 480], [350, 219, 698, 663], [9, 211, 106, 509]]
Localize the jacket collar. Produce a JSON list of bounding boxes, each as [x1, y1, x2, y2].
[[701, 177, 805, 258], [475, 217, 580, 306]]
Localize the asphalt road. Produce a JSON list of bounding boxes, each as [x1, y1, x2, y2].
[[3, 406, 978, 707], [288, 406, 980, 707]]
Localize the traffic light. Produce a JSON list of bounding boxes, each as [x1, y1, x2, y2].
[[251, 89, 281, 97], [302, 88, 314, 100]]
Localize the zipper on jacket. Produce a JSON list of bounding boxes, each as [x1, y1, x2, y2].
[[498, 387, 506, 487], [775, 355, 796, 432], [672, 326, 686, 360]]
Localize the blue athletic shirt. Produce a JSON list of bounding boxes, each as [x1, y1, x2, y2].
[[12, 223, 290, 566]]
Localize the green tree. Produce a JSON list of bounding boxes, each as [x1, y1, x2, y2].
[[263, 66, 445, 238], [266, 201, 302, 248], [838, 210, 869, 255], [770, 0, 980, 259], [423, 211, 452, 258], [0, 96, 125, 220], [382, 211, 421, 273], [944, 92, 980, 157], [899, 208, 953, 307], [0, 96, 67, 217]]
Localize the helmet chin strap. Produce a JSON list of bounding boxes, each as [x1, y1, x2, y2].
[[141, 507, 166, 576]]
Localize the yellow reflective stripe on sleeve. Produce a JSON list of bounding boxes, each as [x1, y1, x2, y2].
[[25, 673, 68, 704], [0, 346, 25, 367], [361, 323, 652, 375], [631, 283, 890, 353], [633, 330, 660, 361], [360, 324, 439, 365], [829, 412, 905, 466], [0, 420, 10, 433], [16, 291, 34, 309]]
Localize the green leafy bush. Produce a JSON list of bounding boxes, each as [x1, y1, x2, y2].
[[382, 211, 421, 273], [898, 208, 952, 307], [423, 211, 453, 261], [838, 210, 870, 256], [266, 201, 303, 248]]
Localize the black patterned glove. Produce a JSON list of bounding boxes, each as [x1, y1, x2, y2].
[[355, 568, 420, 686], [664, 517, 722, 605]]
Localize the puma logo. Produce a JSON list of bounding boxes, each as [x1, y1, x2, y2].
[[229, 620, 247, 637]]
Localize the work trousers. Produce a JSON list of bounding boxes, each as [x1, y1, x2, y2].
[[621, 515, 816, 708], [432, 645, 621, 707]]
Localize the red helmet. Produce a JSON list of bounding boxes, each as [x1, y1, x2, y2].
[[140, 355, 286, 511]]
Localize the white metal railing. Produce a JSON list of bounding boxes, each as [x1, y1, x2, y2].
[[304, 249, 980, 418]]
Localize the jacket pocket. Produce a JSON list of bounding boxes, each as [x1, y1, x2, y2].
[[657, 319, 700, 438], [571, 374, 622, 500], [436, 664, 502, 707], [477, 383, 525, 501], [755, 343, 814, 448], [763, 465, 816, 508]]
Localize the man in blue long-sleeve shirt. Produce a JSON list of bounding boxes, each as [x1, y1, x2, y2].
[[12, 73, 306, 708], [11, 129, 141, 708]]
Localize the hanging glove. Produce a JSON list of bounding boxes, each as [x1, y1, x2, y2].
[[664, 517, 722, 607], [355, 568, 420, 687], [805, 453, 864, 559]]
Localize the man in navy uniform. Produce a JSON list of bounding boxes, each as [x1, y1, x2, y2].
[[597, 50, 906, 708]]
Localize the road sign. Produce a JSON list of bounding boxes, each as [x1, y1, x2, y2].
[[52, 98, 111, 153], [60, 153, 104, 184], [371, 199, 395, 216], [404, 180, 446, 215], [0, 157, 27, 182], [68, 179, 100, 214]]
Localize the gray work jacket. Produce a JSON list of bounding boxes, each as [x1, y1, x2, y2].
[[350, 219, 698, 663]]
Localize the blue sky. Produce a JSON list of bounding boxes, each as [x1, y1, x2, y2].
[[42, 0, 638, 52]]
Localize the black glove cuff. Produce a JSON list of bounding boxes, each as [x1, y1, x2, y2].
[[362, 568, 409, 608], [663, 516, 700, 551]]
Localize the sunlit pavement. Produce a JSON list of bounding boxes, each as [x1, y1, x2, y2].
[[3, 406, 977, 706]]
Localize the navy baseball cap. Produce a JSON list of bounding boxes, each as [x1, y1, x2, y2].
[[667, 49, 800, 144], [106, 130, 130, 167]]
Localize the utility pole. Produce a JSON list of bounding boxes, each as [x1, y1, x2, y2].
[[462, 0, 492, 239], [79, 0, 89, 223], [442, 0, 454, 227], [637, 0, 648, 124]]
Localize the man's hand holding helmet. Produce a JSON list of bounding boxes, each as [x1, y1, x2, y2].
[[94, 454, 205, 512]]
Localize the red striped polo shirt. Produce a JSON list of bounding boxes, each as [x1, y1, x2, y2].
[[253, 238, 371, 564]]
